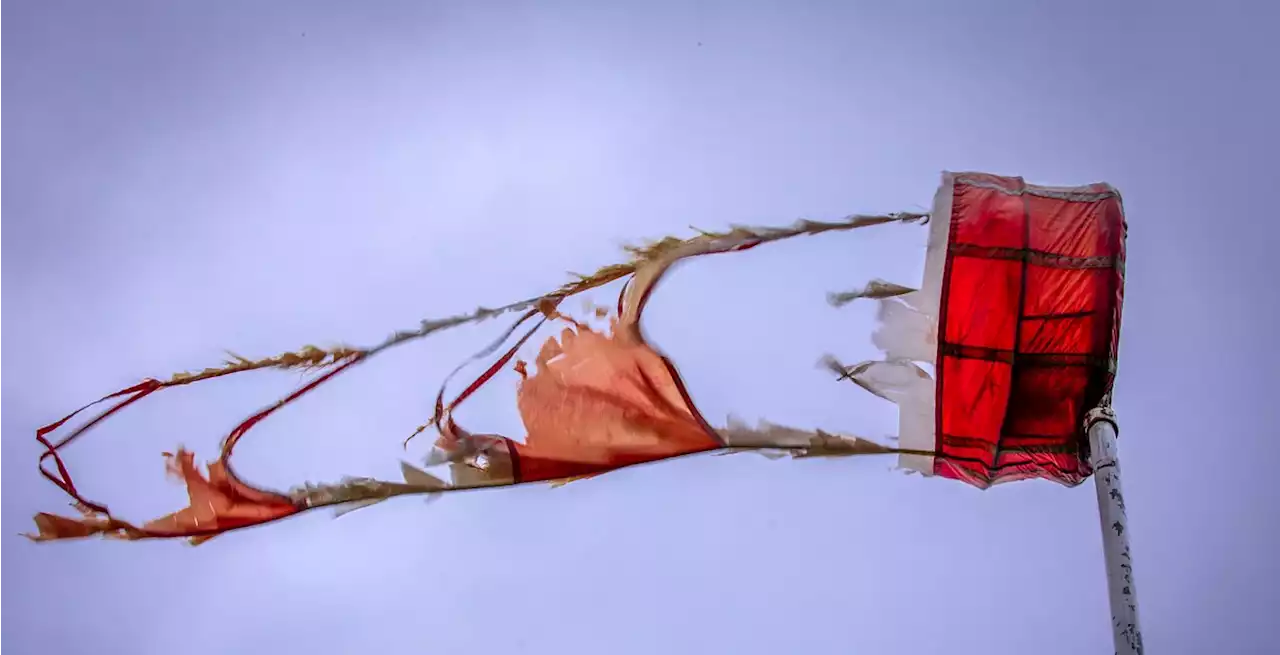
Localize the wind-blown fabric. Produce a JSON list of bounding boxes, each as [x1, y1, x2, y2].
[[858, 172, 1127, 487], [28, 171, 1127, 544]]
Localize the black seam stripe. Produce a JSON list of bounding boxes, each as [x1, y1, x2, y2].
[[1023, 310, 1096, 321], [993, 190, 1033, 466], [942, 435, 1080, 454], [939, 343, 1114, 369], [951, 243, 1118, 269], [940, 453, 1088, 476], [942, 343, 1013, 364], [933, 190, 961, 477], [953, 175, 1118, 202]]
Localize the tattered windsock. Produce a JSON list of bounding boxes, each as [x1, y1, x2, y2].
[[28, 171, 1126, 544]]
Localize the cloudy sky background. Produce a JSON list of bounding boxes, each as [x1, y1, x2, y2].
[[3, 2, 1278, 653]]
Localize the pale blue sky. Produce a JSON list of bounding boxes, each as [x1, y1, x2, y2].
[[3, 2, 1278, 653]]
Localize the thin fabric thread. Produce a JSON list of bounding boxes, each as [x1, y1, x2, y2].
[[28, 212, 930, 545]]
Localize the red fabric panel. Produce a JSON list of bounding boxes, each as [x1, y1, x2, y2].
[[942, 257, 1020, 350], [934, 174, 1126, 487], [949, 179, 1026, 249], [938, 356, 1011, 440]]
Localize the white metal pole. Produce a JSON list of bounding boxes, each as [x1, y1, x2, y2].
[[1086, 405, 1144, 655]]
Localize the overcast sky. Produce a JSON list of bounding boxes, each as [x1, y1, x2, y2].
[[4, 2, 1278, 654]]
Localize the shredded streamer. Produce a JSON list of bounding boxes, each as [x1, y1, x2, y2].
[[28, 171, 1127, 543]]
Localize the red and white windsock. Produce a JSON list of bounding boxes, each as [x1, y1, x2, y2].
[[29, 168, 1143, 652], [873, 171, 1126, 487]]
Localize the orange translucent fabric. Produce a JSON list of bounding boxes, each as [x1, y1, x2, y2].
[[511, 321, 722, 482]]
